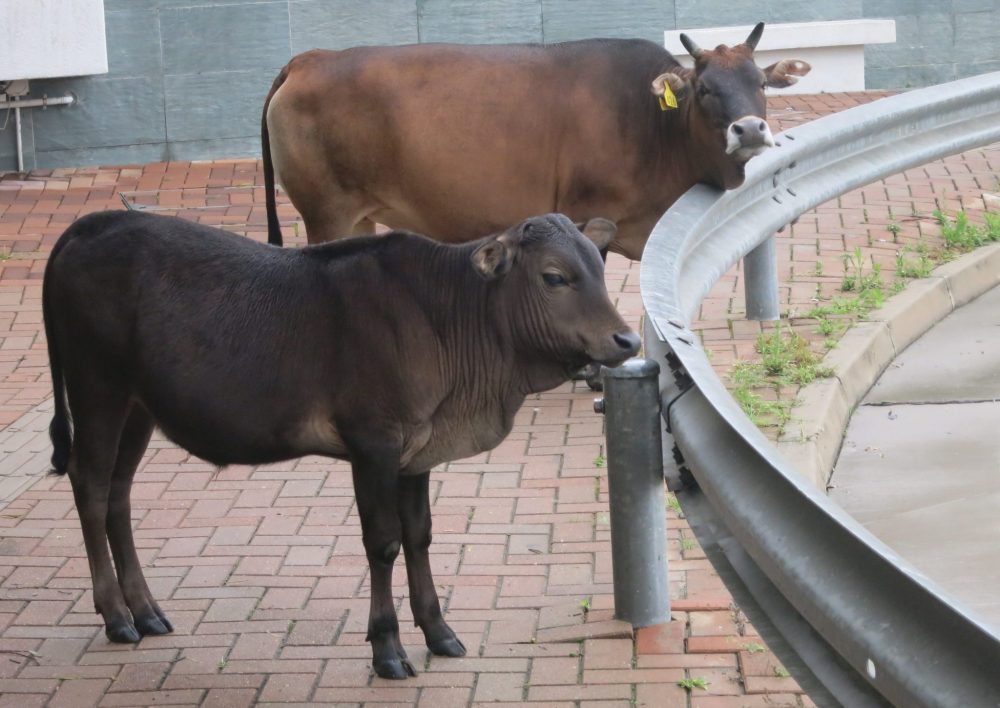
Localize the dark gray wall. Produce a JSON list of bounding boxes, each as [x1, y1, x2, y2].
[[2, 0, 998, 171]]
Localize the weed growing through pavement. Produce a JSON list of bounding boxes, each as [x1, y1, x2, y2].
[[804, 246, 888, 344], [808, 209, 997, 341], [0, 248, 9, 261], [894, 241, 934, 280], [593, 454, 606, 468], [774, 666, 791, 678], [728, 327, 834, 432], [743, 643, 767, 653], [840, 247, 883, 294], [678, 677, 709, 691], [935, 209, 1000, 252], [666, 493, 684, 518]]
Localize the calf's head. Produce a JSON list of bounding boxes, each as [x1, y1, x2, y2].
[[651, 22, 811, 188], [471, 214, 639, 383]]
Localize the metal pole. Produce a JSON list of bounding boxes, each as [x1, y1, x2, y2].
[[596, 358, 669, 627], [744, 235, 779, 320], [14, 105, 23, 173]]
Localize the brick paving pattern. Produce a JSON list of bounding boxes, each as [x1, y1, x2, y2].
[[0, 91, 998, 706]]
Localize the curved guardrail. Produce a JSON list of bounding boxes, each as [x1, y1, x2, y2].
[[639, 72, 1000, 707]]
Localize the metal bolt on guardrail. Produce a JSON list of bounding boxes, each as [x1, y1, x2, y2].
[[594, 359, 669, 627]]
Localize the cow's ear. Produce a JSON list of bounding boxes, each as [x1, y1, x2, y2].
[[651, 70, 691, 105], [763, 59, 811, 88], [577, 218, 617, 252], [471, 233, 518, 280]]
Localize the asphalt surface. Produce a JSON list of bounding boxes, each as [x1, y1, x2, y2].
[[831, 282, 1000, 632]]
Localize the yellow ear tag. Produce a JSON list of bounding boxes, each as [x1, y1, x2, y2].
[[658, 83, 678, 111]]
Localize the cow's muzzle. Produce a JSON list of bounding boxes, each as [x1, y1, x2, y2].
[[725, 116, 775, 162]]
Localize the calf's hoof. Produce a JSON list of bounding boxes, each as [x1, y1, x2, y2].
[[427, 634, 467, 657], [105, 621, 142, 644], [373, 656, 417, 680], [134, 612, 173, 636]]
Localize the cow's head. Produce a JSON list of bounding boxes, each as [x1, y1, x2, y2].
[[651, 22, 811, 188], [472, 214, 639, 387]]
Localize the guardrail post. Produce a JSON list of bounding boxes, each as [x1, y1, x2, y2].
[[744, 235, 780, 320], [595, 358, 669, 627]]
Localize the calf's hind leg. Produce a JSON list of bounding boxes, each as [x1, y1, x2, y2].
[[64, 383, 140, 642], [106, 405, 172, 637], [399, 472, 466, 657]]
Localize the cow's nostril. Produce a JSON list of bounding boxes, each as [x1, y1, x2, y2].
[[613, 331, 641, 354], [732, 124, 744, 136], [758, 121, 767, 132]]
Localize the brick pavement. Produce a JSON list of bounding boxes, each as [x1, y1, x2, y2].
[[0, 91, 997, 706]]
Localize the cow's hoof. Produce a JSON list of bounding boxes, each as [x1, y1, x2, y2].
[[106, 622, 141, 643], [134, 612, 173, 636], [427, 635, 467, 657], [373, 657, 417, 679]]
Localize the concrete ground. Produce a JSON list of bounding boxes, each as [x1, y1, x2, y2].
[[830, 284, 1000, 632], [0, 90, 997, 706]]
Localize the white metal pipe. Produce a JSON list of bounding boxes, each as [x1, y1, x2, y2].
[[0, 94, 74, 173], [0, 95, 75, 110]]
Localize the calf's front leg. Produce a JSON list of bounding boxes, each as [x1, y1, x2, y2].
[[349, 443, 415, 679], [399, 472, 466, 657]]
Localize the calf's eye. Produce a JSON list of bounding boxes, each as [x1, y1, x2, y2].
[[542, 272, 568, 287]]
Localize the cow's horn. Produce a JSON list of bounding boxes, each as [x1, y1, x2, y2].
[[745, 22, 764, 51], [679, 33, 703, 59]]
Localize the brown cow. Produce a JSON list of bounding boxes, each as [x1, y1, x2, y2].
[[44, 210, 638, 679], [263, 22, 809, 258]]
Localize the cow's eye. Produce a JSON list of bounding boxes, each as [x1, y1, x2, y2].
[[542, 272, 568, 287], [698, 85, 711, 97]]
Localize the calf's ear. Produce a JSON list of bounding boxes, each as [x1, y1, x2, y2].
[[763, 59, 811, 88], [577, 218, 617, 252], [472, 232, 519, 280]]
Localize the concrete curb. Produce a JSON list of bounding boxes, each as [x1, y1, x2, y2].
[[778, 241, 1000, 490]]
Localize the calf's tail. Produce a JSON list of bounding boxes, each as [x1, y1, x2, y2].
[[262, 66, 289, 247], [43, 236, 72, 474]]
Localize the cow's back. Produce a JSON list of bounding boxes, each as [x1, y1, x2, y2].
[[265, 40, 678, 244]]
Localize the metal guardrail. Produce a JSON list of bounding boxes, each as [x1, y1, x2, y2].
[[638, 72, 1000, 707]]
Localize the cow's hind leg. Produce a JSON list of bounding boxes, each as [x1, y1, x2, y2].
[[299, 191, 375, 245], [349, 443, 414, 679], [65, 383, 139, 642], [399, 472, 465, 657], [106, 404, 172, 637]]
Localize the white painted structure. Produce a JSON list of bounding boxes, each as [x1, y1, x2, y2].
[[665, 19, 897, 94], [0, 0, 108, 81]]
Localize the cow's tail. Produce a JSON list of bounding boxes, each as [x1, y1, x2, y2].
[[43, 235, 72, 474], [262, 65, 290, 247]]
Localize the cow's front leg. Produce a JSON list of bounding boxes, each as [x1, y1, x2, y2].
[[399, 472, 466, 657], [349, 442, 414, 679]]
